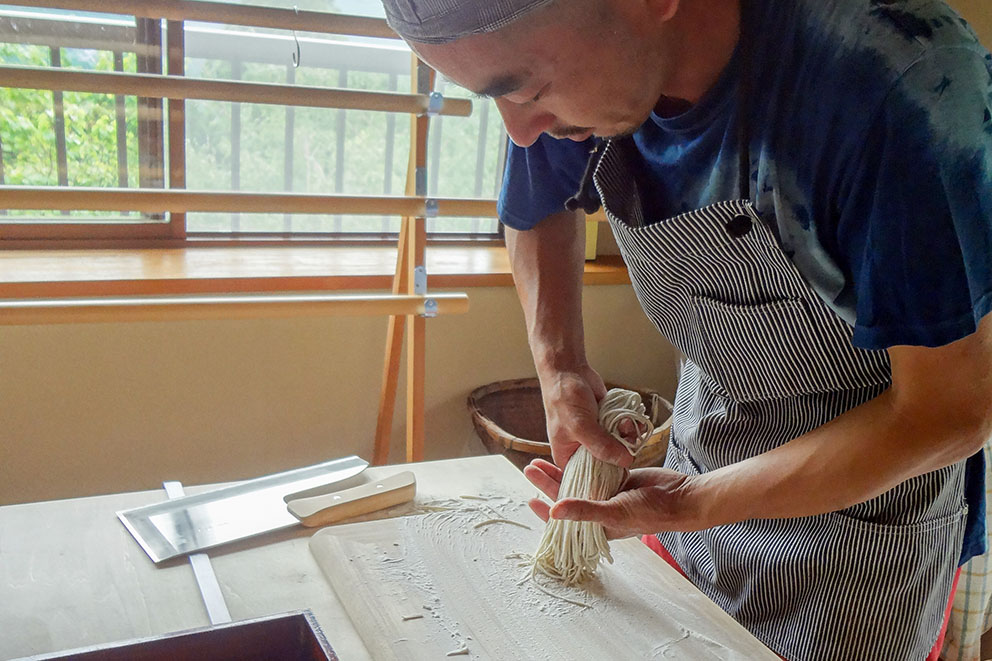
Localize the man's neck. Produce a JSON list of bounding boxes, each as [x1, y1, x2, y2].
[[655, 0, 742, 112]]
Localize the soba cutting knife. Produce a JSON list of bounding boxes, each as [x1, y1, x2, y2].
[[118, 456, 369, 563]]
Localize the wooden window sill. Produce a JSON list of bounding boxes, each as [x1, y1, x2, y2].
[[0, 245, 629, 299]]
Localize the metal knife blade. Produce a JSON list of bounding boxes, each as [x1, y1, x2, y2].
[[118, 456, 368, 563]]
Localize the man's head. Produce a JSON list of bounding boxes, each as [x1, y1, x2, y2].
[[383, 0, 686, 147]]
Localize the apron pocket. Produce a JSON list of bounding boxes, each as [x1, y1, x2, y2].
[[691, 295, 864, 403], [826, 504, 967, 540], [660, 439, 965, 659], [665, 437, 705, 476], [670, 502, 965, 659], [700, 506, 966, 661]]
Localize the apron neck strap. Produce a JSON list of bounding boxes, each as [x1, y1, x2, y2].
[[736, 0, 754, 202]]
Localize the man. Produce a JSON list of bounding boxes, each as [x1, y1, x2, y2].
[[381, 0, 992, 658]]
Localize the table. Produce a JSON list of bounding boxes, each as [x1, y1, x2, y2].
[[0, 455, 770, 660]]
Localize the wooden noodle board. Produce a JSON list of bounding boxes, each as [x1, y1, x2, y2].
[[310, 498, 779, 660]]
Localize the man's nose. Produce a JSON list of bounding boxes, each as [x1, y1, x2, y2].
[[494, 98, 556, 148]]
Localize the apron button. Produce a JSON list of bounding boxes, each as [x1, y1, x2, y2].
[[726, 214, 753, 238]]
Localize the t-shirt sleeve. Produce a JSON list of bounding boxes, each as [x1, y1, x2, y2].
[[836, 46, 992, 349], [497, 133, 595, 230]]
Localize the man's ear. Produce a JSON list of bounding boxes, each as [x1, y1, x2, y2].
[[647, 0, 681, 23]]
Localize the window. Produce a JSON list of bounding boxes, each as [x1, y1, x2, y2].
[[0, 1, 506, 243]]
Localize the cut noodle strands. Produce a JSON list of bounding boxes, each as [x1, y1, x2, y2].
[[527, 388, 654, 588]]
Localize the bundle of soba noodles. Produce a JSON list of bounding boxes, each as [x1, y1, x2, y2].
[[531, 388, 653, 586]]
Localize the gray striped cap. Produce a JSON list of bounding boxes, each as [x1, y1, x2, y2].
[[382, 0, 555, 44]]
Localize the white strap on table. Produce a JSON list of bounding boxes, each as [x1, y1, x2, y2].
[[162, 480, 233, 625]]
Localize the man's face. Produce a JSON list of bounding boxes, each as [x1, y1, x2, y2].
[[411, 2, 670, 147]]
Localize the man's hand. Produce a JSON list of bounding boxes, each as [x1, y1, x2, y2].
[[540, 366, 633, 468], [524, 458, 708, 539]]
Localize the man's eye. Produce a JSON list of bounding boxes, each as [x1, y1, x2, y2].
[[530, 83, 550, 103]]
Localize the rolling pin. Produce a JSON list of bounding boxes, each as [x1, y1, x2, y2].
[[286, 471, 416, 527]]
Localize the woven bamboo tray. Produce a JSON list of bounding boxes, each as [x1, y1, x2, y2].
[[467, 378, 672, 470]]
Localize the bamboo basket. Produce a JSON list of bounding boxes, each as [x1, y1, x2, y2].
[[467, 378, 672, 470]]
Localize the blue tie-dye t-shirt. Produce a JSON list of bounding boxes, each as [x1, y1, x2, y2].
[[498, 0, 991, 563]]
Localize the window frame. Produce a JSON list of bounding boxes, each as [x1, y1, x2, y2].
[[0, 2, 507, 248]]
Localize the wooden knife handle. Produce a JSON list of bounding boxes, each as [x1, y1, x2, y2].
[[286, 471, 417, 528]]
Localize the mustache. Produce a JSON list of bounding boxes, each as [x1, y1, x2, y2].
[[547, 123, 640, 142], [548, 124, 593, 139]]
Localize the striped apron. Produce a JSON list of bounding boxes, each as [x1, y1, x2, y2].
[[592, 135, 968, 659]]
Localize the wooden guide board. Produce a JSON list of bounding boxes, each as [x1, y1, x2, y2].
[[310, 495, 779, 660]]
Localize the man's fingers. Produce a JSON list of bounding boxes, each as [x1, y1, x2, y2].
[[550, 442, 578, 469], [553, 437, 630, 470], [589, 377, 608, 400], [529, 458, 563, 482], [550, 497, 625, 527], [528, 497, 551, 523], [523, 461, 561, 501], [580, 430, 634, 468]]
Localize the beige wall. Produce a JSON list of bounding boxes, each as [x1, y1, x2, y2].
[[2, 0, 987, 505], [953, 0, 991, 45], [0, 286, 677, 504]]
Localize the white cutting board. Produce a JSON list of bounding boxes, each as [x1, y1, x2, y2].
[[309, 494, 779, 660]]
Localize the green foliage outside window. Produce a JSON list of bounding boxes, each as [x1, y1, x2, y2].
[[0, 42, 139, 217], [0, 15, 505, 234]]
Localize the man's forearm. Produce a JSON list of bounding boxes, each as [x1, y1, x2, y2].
[[506, 211, 635, 467], [697, 386, 989, 527], [505, 210, 588, 375], [696, 319, 992, 526]]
